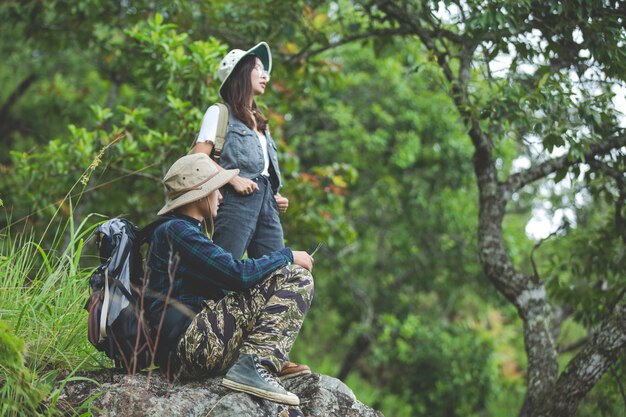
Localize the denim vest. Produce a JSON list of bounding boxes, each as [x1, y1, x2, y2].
[[219, 105, 282, 192]]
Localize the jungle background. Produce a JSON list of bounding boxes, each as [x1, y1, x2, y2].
[[1, 1, 625, 416]]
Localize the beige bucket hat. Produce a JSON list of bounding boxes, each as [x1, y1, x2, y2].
[[157, 154, 238, 216], [217, 41, 272, 100]]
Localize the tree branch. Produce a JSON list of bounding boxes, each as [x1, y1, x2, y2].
[[538, 295, 626, 417], [0, 73, 38, 140], [283, 27, 414, 64], [0, 73, 38, 118], [558, 335, 591, 354], [505, 133, 626, 193], [530, 229, 561, 281], [589, 160, 626, 245], [109, 166, 161, 182]]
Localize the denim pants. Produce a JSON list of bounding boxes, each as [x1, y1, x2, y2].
[[213, 175, 284, 259]]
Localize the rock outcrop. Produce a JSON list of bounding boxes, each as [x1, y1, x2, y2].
[[57, 370, 384, 417]]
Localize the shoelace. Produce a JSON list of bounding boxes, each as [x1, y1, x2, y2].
[[253, 357, 282, 388]]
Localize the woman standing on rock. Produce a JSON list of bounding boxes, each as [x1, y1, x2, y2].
[[193, 42, 289, 260]]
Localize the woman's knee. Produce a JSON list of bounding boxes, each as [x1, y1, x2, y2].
[[287, 265, 314, 293]]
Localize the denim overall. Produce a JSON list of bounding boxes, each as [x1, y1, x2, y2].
[[212, 107, 284, 259]]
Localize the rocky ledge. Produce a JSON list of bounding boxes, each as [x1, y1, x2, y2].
[[57, 370, 384, 417]]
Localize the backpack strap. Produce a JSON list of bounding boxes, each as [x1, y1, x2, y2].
[[100, 269, 111, 343], [136, 217, 172, 245], [124, 217, 174, 287], [189, 103, 229, 157], [211, 103, 229, 161]]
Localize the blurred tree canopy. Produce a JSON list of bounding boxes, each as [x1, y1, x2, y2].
[[1, 1, 625, 417]]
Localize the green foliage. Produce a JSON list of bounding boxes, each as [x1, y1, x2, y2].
[[541, 201, 625, 328], [373, 314, 500, 417], [275, 36, 529, 416], [282, 44, 494, 388], [288, 1, 625, 415], [1, 13, 227, 227], [0, 321, 56, 417], [0, 207, 109, 415], [282, 162, 358, 248], [0, 211, 101, 372]]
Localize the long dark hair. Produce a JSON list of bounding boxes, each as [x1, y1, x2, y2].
[[221, 55, 268, 132]]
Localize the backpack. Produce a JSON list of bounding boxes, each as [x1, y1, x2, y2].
[[84, 217, 168, 373]]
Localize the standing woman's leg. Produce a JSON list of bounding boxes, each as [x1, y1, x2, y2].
[[247, 178, 284, 259], [213, 185, 263, 259]]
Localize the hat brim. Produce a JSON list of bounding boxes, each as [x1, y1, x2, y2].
[[248, 42, 272, 74], [219, 41, 272, 100], [157, 168, 239, 216]]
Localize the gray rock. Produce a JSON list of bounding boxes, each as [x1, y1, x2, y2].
[[57, 371, 384, 417]]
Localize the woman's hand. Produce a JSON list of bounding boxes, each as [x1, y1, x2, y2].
[[292, 251, 314, 271], [230, 176, 259, 195], [274, 193, 289, 213]]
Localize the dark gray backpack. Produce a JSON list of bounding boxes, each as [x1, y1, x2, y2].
[[85, 218, 168, 373]]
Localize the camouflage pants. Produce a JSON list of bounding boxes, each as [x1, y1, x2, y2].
[[176, 264, 314, 379]]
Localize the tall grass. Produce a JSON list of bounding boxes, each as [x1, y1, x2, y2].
[[0, 210, 105, 416]]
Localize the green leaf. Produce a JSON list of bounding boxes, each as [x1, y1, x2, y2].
[[553, 166, 568, 184], [537, 72, 550, 90]]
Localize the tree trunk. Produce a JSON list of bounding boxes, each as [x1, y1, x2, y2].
[[471, 128, 560, 414], [337, 332, 372, 381], [0, 73, 38, 142], [535, 298, 626, 416]]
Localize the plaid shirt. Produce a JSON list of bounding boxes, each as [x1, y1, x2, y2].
[[146, 214, 293, 350]]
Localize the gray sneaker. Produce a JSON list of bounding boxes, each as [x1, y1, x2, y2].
[[221, 354, 300, 406]]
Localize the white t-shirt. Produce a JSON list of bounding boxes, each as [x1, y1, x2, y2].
[[197, 104, 270, 176]]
